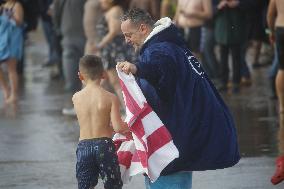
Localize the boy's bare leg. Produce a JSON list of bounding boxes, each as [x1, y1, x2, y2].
[[276, 70, 284, 113], [0, 65, 10, 103], [6, 59, 18, 104]]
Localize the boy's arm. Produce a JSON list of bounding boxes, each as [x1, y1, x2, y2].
[[72, 93, 79, 117], [110, 96, 129, 134]]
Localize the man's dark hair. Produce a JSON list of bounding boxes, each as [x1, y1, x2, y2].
[[79, 55, 104, 80], [121, 8, 155, 27]]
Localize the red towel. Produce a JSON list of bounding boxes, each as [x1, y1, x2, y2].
[[113, 68, 179, 183]]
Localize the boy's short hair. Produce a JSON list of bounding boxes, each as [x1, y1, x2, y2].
[[79, 55, 104, 80]]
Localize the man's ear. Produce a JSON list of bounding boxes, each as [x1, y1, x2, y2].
[[140, 24, 148, 35]]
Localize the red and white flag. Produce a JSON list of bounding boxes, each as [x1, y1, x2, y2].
[[113, 67, 179, 183]]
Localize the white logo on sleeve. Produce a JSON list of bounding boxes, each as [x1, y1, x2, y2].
[[185, 51, 204, 78]]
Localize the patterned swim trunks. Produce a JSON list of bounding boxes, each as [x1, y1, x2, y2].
[[76, 137, 123, 189]]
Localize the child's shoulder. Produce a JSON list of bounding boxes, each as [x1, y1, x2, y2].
[[72, 90, 83, 103], [100, 88, 117, 102]]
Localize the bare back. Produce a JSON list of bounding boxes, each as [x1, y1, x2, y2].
[[73, 86, 115, 140], [276, 0, 284, 27], [177, 0, 211, 27]]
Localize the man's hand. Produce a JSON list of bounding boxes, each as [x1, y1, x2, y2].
[[117, 61, 137, 75]]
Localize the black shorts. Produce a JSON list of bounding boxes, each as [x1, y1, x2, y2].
[[76, 137, 122, 189], [276, 27, 284, 70]]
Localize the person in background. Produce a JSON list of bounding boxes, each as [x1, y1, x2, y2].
[[214, 0, 246, 94], [83, 0, 102, 55], [37, 0, 62, 80], [94, 0, 136, 111], [53, 0, 86, 116], [0, 0, 24, 105], [267, 0, 284, 113], [239, 0, 268, 87], [160, 0, 177, 19], [200, 0, 220, 81], [17, 0, 40, 75], [174, 0, 213, 60], [267, 0, 284, 184], [129, 0, 160, 21], [38, 0, 59, 67], [247, 0, 267, 69]]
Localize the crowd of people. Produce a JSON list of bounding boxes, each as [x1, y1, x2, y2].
[[0, 0, 284, 188], [0, 0, 279, 111]]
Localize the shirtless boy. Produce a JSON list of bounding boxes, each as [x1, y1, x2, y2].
[[72, 55, 128, 189]]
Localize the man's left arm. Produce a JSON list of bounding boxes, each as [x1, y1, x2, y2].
[[135, 52, 177, 102], [118, 50, 177, 101]]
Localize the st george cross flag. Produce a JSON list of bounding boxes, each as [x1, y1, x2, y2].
[[113, 67, 179, 183]]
